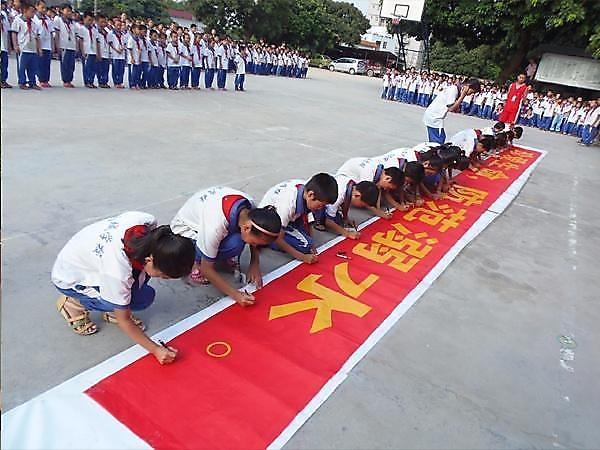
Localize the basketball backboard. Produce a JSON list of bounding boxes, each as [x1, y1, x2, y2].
[[380, 0, 425, 22]]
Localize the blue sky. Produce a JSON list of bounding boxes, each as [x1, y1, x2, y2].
[[352, 0, 371, 15]]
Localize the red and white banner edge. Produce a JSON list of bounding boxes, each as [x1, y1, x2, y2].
[[1, 146, 547, 450]]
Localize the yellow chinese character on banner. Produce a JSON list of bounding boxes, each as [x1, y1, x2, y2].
[[499, 154, 530, 165], [443, 184, 488, 206], [268, 262, 378, 333], [466, 168, 509, 181], [352, 223, 438, 272], [507, 149, 535, 159], [488, 159, 520, 171], [403, 202, 467, 232]]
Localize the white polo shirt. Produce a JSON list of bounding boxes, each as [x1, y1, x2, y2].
[[235, 53, 245, 74], [379, 147, 418, 166], [449, 129, 478, 157], [1, 11, 11, 52], [165, 42, 180, 66], [325, 174, 354, 219], [180, 43, 192, 67], [107, 29, 125, 59], [127, 35, 142, 64], [259, 179, 305, 228], [78, 24, 98, 55], [336, 157, 382, 183], [33, 14, 53, 50], [96, 28, 110, 58], [171, 187, 254, 260], [53, 16, 76, 50], [51, 212, 157, 307], [11, 15, 40, 53], [423, 84, 459, 129]]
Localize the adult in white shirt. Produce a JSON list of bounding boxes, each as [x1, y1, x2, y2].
[[423, 77, 480, 144], [52, 211, 195, 365], [11, 4, 41, 89], [171, 186, 282, 303], [33, 0, 52, 87]]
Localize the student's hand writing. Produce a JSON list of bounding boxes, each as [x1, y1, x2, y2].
[[301, 252, 319, 264], [153, 345, 177, 365], [343, 229, 360, 240], [380, 210, 393, 219], [246, 264, 263, 289], [415, 197, 424, 206], [233, 290, 255, 307], [398, 203, 410, 211]]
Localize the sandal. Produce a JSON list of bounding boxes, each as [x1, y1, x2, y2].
[[188, 267, 210, 285], [56, 295, 98, 336], [102, 312, 146, 331]]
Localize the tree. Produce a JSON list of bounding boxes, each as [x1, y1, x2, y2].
[[79, 0, 170, 22], [188, 0, 255, 38], [421, 0, 600, 81]]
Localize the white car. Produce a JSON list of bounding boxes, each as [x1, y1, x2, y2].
[[328, 58, 367, 75]]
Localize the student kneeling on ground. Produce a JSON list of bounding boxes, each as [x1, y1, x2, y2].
[[171, 186, 282, 306], [52, 212, 195, 365]]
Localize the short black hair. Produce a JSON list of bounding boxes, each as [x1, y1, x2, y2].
[[480, 135, 494, 152], [466, 77, 481, 93], [493, 121, 505, 132], [305, 173, 338, 204], [427, 156, 444, 170], [355, 181, 379, 207], [513, 126, 523, 139], [383, 167, 404, 188], [404, 161, 425, 183], [83, 11, 94, 18], [454, 156, 470, 171], [249, 205, 282, 238]]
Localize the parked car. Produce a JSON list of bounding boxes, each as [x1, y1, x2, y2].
[[328, 58, 367, 75], [310, 54, 332, 68], [365, 61, 384, 77]]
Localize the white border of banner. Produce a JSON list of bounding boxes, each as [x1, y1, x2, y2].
[[1, 147, 546, 450]]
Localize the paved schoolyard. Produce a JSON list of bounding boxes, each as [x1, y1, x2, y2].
[[2, 59, 599, 448]]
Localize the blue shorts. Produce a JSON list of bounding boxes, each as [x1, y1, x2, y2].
[[426, 126, 446, 144]]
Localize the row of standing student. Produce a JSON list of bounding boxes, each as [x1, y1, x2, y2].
[[0, 2, 309, 91], [51, 124, 520, 365]]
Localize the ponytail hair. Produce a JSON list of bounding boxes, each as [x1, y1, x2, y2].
[[248, 206, 281, 241], [125, 225, 195, 278]]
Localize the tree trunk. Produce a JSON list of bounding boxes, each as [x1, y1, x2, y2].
[[499, 29, 531, 84]]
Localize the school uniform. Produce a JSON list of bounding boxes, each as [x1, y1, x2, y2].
[[179, 43, 192, 88], [449, 129, 479, 158], [165, 41, 180, 89], [171, 187, 255, 263], [1, 10, 11, 84], [52, 212, 158, 312], [387, 74, 397, 100], [461, 93, 473, 114], [190, 43, 202, 88], [127, 34, 142, 88], [258, 180, 314, 254], [559, 103, 572, 133], [96, 27, 111, 86], [565, 107, 580, 135], [422, 83, 459, 144], [156, 43, 167, 87], [33, 13, 52, 84], [379, 147, 418, 168], [216, 44, 228, 88], [315, 174, 356, 226], [581, 107, 600, 145], [336, 157, 385, 185], [147, 39, 160, 88], [575, 108, 587, 137], [12, 15, 40, 87], [531, 100, 543, 128], [53, 15, 76, 84], [234, 52, 245, 91], [381, 73, 389, 99], [482, 91, 495, 119], [79, 24, 99, 86], [203, 46, 215, 88], [470, 93, 484, 117], [108, 29, 126, 85], [407, 77, 418, 104], [139, 37, 151, 88], [540, 100, 555, 130]]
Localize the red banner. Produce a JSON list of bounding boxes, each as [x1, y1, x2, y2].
[[87, 147, 542, 449]]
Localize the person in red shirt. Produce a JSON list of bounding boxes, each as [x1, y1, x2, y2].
[[499, 73, 530, 126]]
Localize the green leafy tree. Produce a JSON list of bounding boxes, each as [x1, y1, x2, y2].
[[79, 0, 170, 22], [421, 0, 600, 81]]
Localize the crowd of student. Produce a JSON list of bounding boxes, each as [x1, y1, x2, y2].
[[0, 0, 310, 91], [52, 115, 519, 363], [381, 68, 600, 146]]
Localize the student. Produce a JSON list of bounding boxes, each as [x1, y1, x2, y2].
[[33, 0, 52, 87], [449, 128, 494, 169], [336, 156, 405, 216], [216, 38, 229, 90], [234, 45, 245, 91], [147, 29, 160, 88], [258, 173, 338, 264], [540, 95, 555, 131], [423, 77, 480, 144], [107, 18, 125, 88], [203, 38, 215, 89], [155, 32, 167, 88], [138, 24, 150, 88], [316, 176, 379, 239], [126, 24, 143, 89], [402, 161, 426, 205], [421, 156, 445, 198], [77, 11, 99, 88], [52, 212, 195, 365], [190, 33, 202, 89], [178, 32, 192, 89], [53, 3, 75, 87], [381, 70, 390, 99], [580, 101, 599, 146], [12, 3, 41, 90], [95, 14, 110, 88], [165, 31, 180, 89], [171, 186, 282, 303]]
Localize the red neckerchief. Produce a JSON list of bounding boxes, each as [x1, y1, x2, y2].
[[26, 17, 32, 35], [40, 15, 48, 30], [122, 225, 148, 271], [63, 17, 71, 35]]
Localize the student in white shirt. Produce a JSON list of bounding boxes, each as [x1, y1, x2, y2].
[[540, 96, 555, 130], [423, 78, 480, 144], [566, 102, 582, 136], [138, 24, 151, 88], [146, 29, 160, 88], [12, 4, 41, 89], [1, 6, 12, 88], [215, 38, 229, 90], [77, 11, 99, 88], [171, 186, 282, 303], [52, 212, 195, 365], [190, 33, 202, 89], [95, 14, 111, 88], [33, 0, 52, 87], [258, 173, 338, 264], [234, 46, 246, 91], [203, 38, 215, 89], [156, 32, 167, 88], [165, 32, 180, 89], [53, 4, 76, 87], [127, 23, 143, 89], [449, 128, 494, 168], [581, 101, 599, 146], [107, 18, 125, 88], [178, 31, 192, 89], [381, 70, 390, 99]]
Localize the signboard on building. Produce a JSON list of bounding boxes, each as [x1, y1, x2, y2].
[[535, 53, 600, 91]]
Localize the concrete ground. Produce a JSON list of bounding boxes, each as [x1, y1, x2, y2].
[[2, 60, 599, 449]]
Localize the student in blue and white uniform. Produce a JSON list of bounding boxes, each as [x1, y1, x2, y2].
[[165, 31, 180, 89], [234, 45, 245, 91], [171, 186, 282, 304], [107, 18, 125, 87], [52, 4, 76, 87], [95, 14, 110, 88], [33, 0, 52, 87], [11, 3, 41, 90]]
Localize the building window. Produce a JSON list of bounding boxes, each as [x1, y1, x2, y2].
[[382, 41, 387, 49]]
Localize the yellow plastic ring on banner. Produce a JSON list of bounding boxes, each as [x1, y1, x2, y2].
[[206, 341, 232, 358]]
